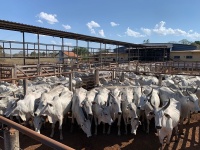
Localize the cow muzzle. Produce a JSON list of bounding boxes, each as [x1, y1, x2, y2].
[[137, 106, 141, 110], [156, 126, 162, 129], [34, 113, 38, 117], [118, 112, 122, 115]]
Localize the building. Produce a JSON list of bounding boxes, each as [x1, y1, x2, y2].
[[57, 51, 80, 63], [113, 43, 197, 62], [94, 53, 128, 62], [171, 50, 200, 62]]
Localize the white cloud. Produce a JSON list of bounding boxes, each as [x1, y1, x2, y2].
[[125, 27, 145, 37], [62, 24, 71, 30], [141, 21, 200, 39], [141, 28, 151, 36], [117, 34, 122, 37], [37, 12, 58, 24], [99, 29, 105, 37], [110, 22, 119, 27], [51, 40, 57, 44], [86, 21, 100, 34], [37, 20, 43, 23]]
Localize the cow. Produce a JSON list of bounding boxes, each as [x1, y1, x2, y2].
[[153, 98, 180, 149], [34, 87, 73, 140], [71, 88, 92, 137], [121, 87, 134, 134], [137, 88, 161, 134], [92, 87, 113, 135], [108, 87, 123, 135], [127, 102, 141, 135]]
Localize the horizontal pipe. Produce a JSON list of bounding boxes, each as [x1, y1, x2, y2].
[[0, 116, 74, 150]]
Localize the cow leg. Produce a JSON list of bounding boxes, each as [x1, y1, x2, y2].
[[70, 114, 74, 133], [94, 117, 98, 135], [174, 126, 178, 142], [123, 117, 127, 135], [146, 119, 150, 134], [179, 118, 184, 135], [187, 111, 191, 124], [50, 123, 55, 138], [103, 123, 106, 134], [166, 131, 172, 145], [58, 118, 63, 140], [16, 116, 22, 124], [107, 125, 111, 134], [117, 115, 121, 136]]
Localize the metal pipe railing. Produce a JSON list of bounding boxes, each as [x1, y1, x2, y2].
[[0, 116, 74, 150]]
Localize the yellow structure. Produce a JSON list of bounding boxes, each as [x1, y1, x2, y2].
[[170, 50, 200, 61]]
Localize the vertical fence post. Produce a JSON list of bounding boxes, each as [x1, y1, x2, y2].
[[12, 64, 17, 84], [112, 69, 116, 80], [95, 69, 99, 86], [4, 128, 20, 150], [69, 73, 73, 91]]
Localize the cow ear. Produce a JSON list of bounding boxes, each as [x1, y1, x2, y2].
[[47, 102, 53, 107], [19, 111, 26, 121], [164, 113, 171, 118]]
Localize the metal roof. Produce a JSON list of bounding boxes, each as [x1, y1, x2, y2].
[[0, 20, 145, 48]]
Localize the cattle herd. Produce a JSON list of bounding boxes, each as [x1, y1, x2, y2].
[[0, 71, 200, 149]]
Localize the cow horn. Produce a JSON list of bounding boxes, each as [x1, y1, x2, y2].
[[193, 86, 199, 94], [149, 97, 154, 109], [147, 88, 153, 97], [186, 89, 190, 95], [162, 99, 171, 111], [158, 93, 163, 107]]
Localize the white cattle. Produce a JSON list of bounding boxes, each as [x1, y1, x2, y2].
[[34, 87, 73, 140], [109, 87, 123, 135], [121, 87, 134, 134], [92, 88, 113, 135], [128, 102, 141, 135], [137, 88, 161, 133], [71, 88, 92, 137], [159, 87, 200, 126], [153, 98, 180, 148]]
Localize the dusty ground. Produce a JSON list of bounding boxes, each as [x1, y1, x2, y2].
[[0, 113, 199, 150]]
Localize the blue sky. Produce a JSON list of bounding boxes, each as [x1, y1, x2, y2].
[[0, 0, 200, 48]]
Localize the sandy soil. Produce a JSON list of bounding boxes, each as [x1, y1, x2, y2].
[[0, 113, 199, 150]]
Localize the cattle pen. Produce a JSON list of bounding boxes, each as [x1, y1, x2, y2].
[[0, 20, 200, 150]]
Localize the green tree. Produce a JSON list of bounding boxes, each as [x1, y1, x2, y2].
[[178, 39, 191, 45], [143, 39, 150, 43], [191, 41, 200, 49], [72, 47, 90, 57]]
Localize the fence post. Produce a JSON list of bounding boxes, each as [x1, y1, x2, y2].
[[12, 64, 17, 84], [69, 73, 73, 91], [37, 64, 41, 75], [4, 128, 20, 150], [112, 69, 116, 80], [158, 74, 162, 86], [95, 69, 99, 86]]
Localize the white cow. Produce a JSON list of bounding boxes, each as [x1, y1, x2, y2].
[[71, 88, 92, 137], [92, 87, 113, 135], [109, 87, 123, 135], [34, 87, 73, 140], [153, 98, 180, 148], [137, 88, 161, 134]]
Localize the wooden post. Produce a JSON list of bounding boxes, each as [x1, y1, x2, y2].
[[37, 64, 41, 75], [12, 64, 17, 84], [111, 70, 116, 80], [69, 73, 73, 91], [158, 74, 162, 86], [95, 69, 99, 86], [4, 128, 20, 150], [23, 79, 27, 96]]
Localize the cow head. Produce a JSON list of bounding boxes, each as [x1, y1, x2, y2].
[[80, 119, 92, 138], [128, 103, 141, 135], [186, 92, 200, 113], [109, 88, 122, 115], [154, 99, 171, 129], [33, 116, 45, 133]]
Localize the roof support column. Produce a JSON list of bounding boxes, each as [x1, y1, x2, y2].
[[61, 38, 64, 64], [87, 41, 89, 63], [76, 39, 78, 63], [117, 45, 119, 63], [100, 43, 102, 68], [22, 32, 27, 96], [37, 34, 40, 64], [105, 43, 106, 63], [128, 47, 130, 62]]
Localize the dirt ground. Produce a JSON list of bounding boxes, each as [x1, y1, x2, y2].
[[0, 113, 199, 150]]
